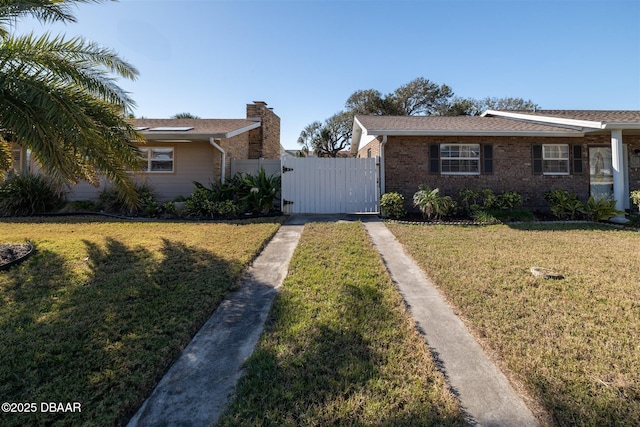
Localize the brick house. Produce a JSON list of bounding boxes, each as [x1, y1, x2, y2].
[[42, 101, 281, 202], [351, 110, 640, 213]]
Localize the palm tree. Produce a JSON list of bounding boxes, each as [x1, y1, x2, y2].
[[0, 0, 143, 204]]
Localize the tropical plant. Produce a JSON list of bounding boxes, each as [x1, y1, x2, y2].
[[0, 172, 65, 215], [413, 185, 455, 221], [0, 0, 143, 206], [379, 192, 406, 219], [238, 168, 281, 214], [581, 196, 622, 222], [544, 189, 583, 220]]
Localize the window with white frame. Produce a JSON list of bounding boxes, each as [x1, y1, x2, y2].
[[139, 147, 174, 172], [542, 144, 569, 175], [440, 144, 480, 174]]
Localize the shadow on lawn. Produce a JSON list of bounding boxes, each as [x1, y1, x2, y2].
[[0, 237, 239, 426]]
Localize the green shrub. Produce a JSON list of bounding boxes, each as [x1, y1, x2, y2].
[[99, 183, 158, 216], [472, 210, 501, 224], [216, 200, 241, 217], [380, 192, 406, 219], [0, 172, 65, 215], [495, 191, 523, 210], [413, 185, 455, 221], [544, 189, 583, 220], [581, 196, 622, 221], [238, 168, 281, 214], [183, 186, 217, 218]]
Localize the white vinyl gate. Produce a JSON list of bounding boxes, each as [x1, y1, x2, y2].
[[281, 157, 379, 214]]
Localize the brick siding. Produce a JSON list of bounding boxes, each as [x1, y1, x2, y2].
[[384, 134, 640, 212]]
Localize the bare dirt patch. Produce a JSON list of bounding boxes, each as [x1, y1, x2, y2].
[[0, 243, 32, 267]]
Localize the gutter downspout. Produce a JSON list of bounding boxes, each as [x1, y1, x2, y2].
[[210, 137, 226, 184], [379, 135, 387, 196]]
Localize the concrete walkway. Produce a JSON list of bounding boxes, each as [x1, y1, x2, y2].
[[364, 220, 539, 427], [127, 215, 539, 426], [127, 220, 305, 427]]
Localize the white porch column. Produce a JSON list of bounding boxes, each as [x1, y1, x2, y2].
[[611, 129, 626, 213]]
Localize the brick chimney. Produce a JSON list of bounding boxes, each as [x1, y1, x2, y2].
[[246, 101, 281, 159]]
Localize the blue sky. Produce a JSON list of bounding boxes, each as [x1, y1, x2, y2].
[[20, 0, 640, 149]]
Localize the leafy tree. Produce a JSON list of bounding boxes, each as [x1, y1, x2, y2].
[[297, 111, 352, 157], [171, 112, 200, 119], [298, 76, 538, 155], [386, 77, 454, 116], [440, 96, 539, 116], [0, 0, 143, 204]]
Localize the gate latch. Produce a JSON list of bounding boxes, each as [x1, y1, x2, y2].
[[283, 199, 294, 206], [282, 166, 294, 173]]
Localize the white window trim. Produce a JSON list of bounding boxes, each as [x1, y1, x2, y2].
[[440, 143, 481, 175], [140, 147, 174, 173], [542, 144, 570, 176]]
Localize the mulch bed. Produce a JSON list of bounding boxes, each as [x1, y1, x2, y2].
[[0, 243, 32, 267]]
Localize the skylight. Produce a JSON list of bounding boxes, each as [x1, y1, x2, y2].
[[147, 127, 194, 132]]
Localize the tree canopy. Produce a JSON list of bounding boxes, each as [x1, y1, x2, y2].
[[298, 76, 539, 157], [0, 0, 143, 204], [171, 112, 200, 119]]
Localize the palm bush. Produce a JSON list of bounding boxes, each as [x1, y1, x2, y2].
[[413, 185, 455, 221], [238, 168, 281, 214], [0, 172, 65, 215]]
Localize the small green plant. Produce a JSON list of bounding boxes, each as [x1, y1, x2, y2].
[[495, 191, 523, 210], [99, 183, 158, 216], [581, 196, 622, 221], [0, 172, 65, 215], [215, 200, 241, 217], [472, 209, 501, 224], [380, 192, 406, 219], [413, 185, 455, 221], [631, 190, 640, 212], [183, 186, 217, 218], [544, 189, 583, 220]]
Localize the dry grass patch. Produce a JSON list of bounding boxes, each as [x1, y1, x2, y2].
[[0, 216, 282, 426], [218, 222, 463, 426], [388, 222, 640, 426]]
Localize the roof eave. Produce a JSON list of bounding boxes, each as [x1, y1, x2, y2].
[[482, 109, 603, 130], [363, 129, 585, 137]]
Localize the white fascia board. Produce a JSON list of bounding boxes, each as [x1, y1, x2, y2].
[[225, 121, 261, 138], [363, 129, 584, 137], [483, 110, 603, 130], [602, 122, 640, 130], [350, 116, 366, 154]]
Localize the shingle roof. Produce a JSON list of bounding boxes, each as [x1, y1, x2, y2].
[[355, 115, 581, 134], [134, 118, 260, 139]]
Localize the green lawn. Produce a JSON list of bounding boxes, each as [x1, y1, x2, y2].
[[217, 222, 464, 426], [0, 216, 282, 426], [387, 222, 640, 427]]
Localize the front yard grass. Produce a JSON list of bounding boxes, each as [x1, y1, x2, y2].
[[388, 222, 640, 427], [0, 216, 282, 426], [217, 222, 464, 426]]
